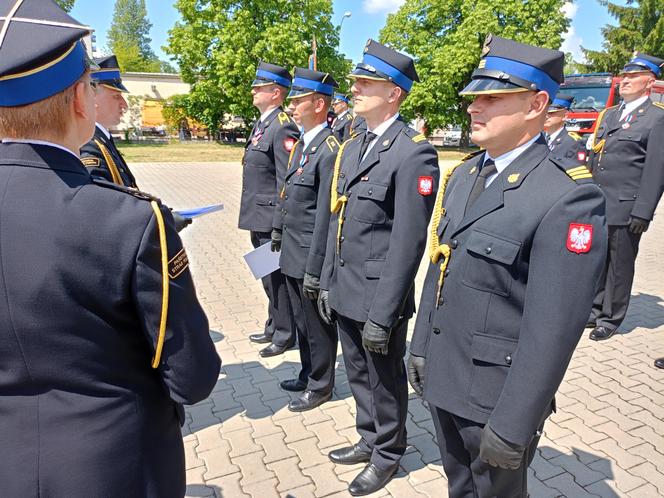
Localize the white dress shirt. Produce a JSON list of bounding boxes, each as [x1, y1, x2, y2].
[[96, 122, 111, 140], [483, 134, 541, 187], [302, 122, 328, 151], [620, 95, 648, 121], [362, 113, 400, 160]]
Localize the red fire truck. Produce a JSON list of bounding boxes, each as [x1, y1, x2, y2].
[[561, 73, 664, 136]]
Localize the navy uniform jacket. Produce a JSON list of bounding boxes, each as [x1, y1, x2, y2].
[[277, 127, 340, 279], [0, 142, 221, 498], [331, 111, 354, 143], [238, 107, 300, 233], [81, 124, 138, 188], [350, 115, 367, 137], [588, 98, 664, 225], [411, 138, 607, 447], [320, 119, 439, 327], [549, 127, 587, 162]]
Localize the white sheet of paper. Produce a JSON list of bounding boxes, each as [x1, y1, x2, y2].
[[243, 242, 281, 279]]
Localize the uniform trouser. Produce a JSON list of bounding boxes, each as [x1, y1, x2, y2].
[[336, 314, 408, 471], [429, 406, 541, 498], [590, 225, 642, 331], [285, 276, 338, 393], [250, 231, 294, 347]]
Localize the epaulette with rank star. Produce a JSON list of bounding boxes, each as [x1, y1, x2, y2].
[[278, 111, 293, 125], [91, 177, 162, 203], [325, 135, 340, 152], [568, 131, 582, 141], [549, 155, 594, 184]]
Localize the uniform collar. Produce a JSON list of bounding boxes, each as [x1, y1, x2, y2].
[[337, 110, 349, 120], [302, 122, 328, 150], [548, 127, 564, 144], [484, 133, 541, 177], [367, 113, 400, 139], [621, 95, 649, 118], [95, 123, 111, 140], [1, 138, 79, 159], [260, 106, 280, 124]]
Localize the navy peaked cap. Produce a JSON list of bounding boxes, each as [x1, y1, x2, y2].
[[622, 52, 664, 78], [289, 67, 339, 98], [252, 61, 292, 88], [92, 55, 128, 93], [349, 39, 419, 92], [0, 0, 94, 106], [460, 35, 564, 99]]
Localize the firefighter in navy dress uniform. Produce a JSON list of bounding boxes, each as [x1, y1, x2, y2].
[[274, 68, 341, 412], [544, 93, 587, 162], [407, 36, 607, 497], [0, 2, 221, 497], [586, 53, 664, 357], [331, 93, 354, 142], [318, 39, 440, 496], [239, 62, 300, 357], [80, 55, 191, 231]]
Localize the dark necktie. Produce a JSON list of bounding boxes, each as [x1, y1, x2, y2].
[[465, 159, 497, 212], [359, 131, 377, 161]]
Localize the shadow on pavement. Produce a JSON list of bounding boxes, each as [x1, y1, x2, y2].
[[535, 446, 621, 497], [620, 292, 664, 333]]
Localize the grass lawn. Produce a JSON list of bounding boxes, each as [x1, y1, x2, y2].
[[117, 140, 475, 163]]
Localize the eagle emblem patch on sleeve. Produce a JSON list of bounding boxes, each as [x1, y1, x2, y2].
[[284, 138, 296, 152], [567, 223, 593, 254], [418, 176, 434, 196]]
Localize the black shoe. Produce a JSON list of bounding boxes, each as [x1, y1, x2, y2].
[[280, 379, 307, 392], [348, 463, 398, 496], [288, 390, 332, 412], [249, 333, 271, 344], [655, 358, 664, 369], [328, 444, 372, 465], [259, 343, 290, 357], [589, 326, 615, 341]]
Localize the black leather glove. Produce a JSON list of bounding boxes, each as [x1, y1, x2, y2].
[[362, 320, 391, 355], [628, 216, 650, 234], [302, 272, 320, 300], [271, 229, 282, 252], [479, 424, 525, 470], [407, 354, 426, 396], [170, 210, 192, 233], [317, 289, 333, 325]]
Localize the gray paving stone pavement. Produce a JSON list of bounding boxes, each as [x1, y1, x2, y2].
[[132, 161, 664, 498]]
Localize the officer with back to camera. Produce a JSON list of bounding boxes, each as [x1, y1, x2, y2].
[[0, 2, 221, 496]]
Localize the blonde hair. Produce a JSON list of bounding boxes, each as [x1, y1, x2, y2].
[[0, 73, 86, 138]]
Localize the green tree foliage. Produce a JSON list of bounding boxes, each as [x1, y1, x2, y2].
[[565, 52, 587, 75], [107, 0, 171, 72], [583, 0, 664, 74], [167, 0, 351, 131], [54, 0, 75, 11], [379, 0, 570, 142]]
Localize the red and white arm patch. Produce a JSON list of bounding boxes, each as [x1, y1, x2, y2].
[[284, 138, 296, 152], [567, 223, 593, 253], [577, 151, 586, 162], [418, 176, 434, 196]]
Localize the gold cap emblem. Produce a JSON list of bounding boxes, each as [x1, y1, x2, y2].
[[508, 173, 520, 183]]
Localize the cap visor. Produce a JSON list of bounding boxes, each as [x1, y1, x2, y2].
[[620, 65, 655, 75], [347, 67, 389, 82], [101, 82, 129, 93], [288, 89, 316, 99], [459, 78, 530, 96]]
